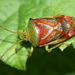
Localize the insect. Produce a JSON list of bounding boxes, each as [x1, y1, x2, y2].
[[0, 15, 75, 59]]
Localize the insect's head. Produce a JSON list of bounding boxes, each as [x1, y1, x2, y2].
[[17, 30, 28, 41]]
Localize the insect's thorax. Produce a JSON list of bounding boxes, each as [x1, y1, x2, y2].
[[27, 16, 75, 47]]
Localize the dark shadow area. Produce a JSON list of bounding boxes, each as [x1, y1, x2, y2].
[[0, 45, 75, 75]]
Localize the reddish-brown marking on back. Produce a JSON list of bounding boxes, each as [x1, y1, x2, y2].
[[33, 16, 65, 27], [36, 24, 47, 38], [65, 16, 72, 23], [65, 16, 75, 36], [39, 29, 69, 45]]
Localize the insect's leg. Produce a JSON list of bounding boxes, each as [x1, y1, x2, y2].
[[28, 45, 34, 57], [30, 45, 34, 54], [62, 42, 69, 46], [45, 42, 69, 52]]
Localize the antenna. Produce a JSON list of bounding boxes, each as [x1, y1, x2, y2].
[[0, 25, 17, 34], [0, 25, 24, 59], [0, 40, 23, 59]]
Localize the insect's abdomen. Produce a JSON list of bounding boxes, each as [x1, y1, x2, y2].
[[27, 16, 75, 47]]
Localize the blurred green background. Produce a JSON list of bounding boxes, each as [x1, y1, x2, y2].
[[0, 0, 75, 75]]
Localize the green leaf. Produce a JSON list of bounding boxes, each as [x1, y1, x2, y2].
[[59, 36, 75, 51], [0, 0, 75, 70]]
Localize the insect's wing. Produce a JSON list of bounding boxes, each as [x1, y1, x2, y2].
[[34, 16, 69, 46], [36, 15, 65, 27], [45, 30, 69, 45]]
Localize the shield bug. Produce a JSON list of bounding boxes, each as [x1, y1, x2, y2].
[[0, 15, 75, 59]]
